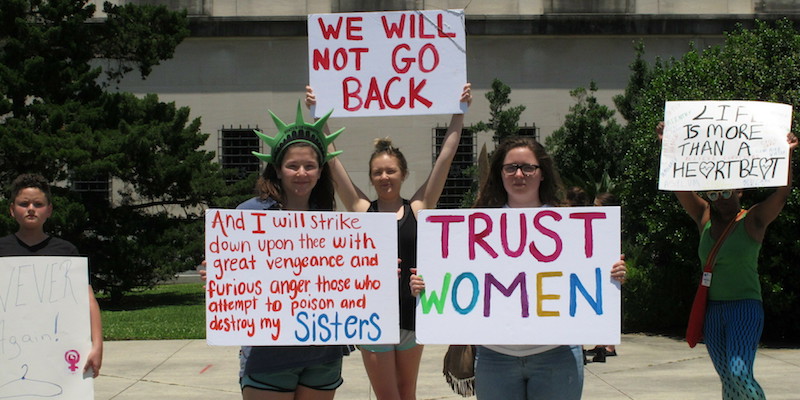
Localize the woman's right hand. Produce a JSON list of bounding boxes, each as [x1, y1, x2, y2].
[[198, 260, 207, 282], [305, 85, 316, 109]]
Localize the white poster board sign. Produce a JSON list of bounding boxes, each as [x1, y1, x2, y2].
[[205, 209, 399, 346], [416, 207, 622, 345], [308, 9, 467, 118], [0, 256, 93, 399], [659, 100, 793, 191]]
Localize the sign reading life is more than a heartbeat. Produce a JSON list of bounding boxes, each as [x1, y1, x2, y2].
[[308, 9, 467, 118], [659, 100, 793, 191], [415, 207, 622, 345], [204, 209, 399, 346], [0, 256, 93, 399]]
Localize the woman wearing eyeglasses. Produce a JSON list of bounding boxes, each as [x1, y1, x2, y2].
[[657, 122, 798, 400], [411, 136, 627, 400]]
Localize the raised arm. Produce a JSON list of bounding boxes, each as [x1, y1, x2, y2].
[[745, 132, 798, 239], [409, 83, 472, 214], [305, 85, 371, 212], [657, 121, 708, 229]]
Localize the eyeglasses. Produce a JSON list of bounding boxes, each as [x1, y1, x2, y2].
[[700, 190, 733, 201], [502, 163, 541, 176]]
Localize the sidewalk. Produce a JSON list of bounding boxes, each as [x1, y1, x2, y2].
[[96, 333, 800, 399]]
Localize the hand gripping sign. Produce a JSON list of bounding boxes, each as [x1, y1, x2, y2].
[[308, 9, 467, 118]]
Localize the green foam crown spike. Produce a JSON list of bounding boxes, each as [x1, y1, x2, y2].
[[251, 101, 343, 164]]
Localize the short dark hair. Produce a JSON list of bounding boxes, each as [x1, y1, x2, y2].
[[9, 174, 52, 204], [594, 192, 618, 207], [567, 186, 592, 206]]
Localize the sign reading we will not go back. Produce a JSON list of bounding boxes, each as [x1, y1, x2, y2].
[[204, 209, 398, 346], [308, 9, 467, 118]]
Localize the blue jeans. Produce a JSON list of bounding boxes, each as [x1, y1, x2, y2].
[[474, 345, 584, 400]]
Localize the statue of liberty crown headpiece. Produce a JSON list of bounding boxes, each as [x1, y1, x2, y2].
[[252, 101, 343, 164]]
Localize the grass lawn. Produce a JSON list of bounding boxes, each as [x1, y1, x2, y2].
[[97, 283, 206, 340]]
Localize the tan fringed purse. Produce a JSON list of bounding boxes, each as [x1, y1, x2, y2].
[[442, 344, 475, 397]]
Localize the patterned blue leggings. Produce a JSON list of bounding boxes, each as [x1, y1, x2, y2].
[[704, 299, 765, 400]]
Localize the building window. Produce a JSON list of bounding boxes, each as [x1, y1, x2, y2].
[[517, 124, 539, 140], [219, 127, 261, 183], [433, 126, 475, 209], [544, 0, 635, 13], [72, 174, 111, 204]]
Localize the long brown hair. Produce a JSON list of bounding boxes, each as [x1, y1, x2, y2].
[[254, 142, 335, 210], [473, 136, 564, 208]]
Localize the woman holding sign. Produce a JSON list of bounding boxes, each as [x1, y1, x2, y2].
[[306, 84, 471, 400], [231, 105, 350, 400], [658, 123, 798, 400], [411, 136, 627, 400]]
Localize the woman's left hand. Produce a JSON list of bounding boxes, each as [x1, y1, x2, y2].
[[461, 83, 472, 107], [610, 254, 627, 284], [409, 268, 426, 296]]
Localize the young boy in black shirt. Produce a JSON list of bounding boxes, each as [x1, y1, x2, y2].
[[1, 173, 103, 377]]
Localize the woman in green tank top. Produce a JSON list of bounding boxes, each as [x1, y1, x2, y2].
[[659, 124, 798, 400]]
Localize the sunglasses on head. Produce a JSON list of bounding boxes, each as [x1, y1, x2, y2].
[[700, 190, 733, 201]]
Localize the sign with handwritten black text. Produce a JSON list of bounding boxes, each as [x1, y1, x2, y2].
[[415, 207, 622, 345], [659, 100, 793, 191], [308, 9, 467, 117], [0, 257, 93, 399], [204, 209, 399, 346]]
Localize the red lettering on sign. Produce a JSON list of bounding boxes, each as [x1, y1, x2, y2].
[[425, 215, 466, 258], [530, 211, 562, 262], [569, 212, 606, 258], [342, 77, 430, 111], [437, 14, 456, 37], [317, 17, 343, 39], [346, 17, 363, 40]]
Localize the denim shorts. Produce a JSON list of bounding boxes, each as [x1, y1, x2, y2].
[[240, 358, 343, 392], [358, 329, 418, 353]]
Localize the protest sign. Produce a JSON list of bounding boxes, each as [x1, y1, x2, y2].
[[659, 100, 793, 191], [308, 9, 467, 118], [0, 257, 93, 399], [415, 207, 621, 345], [204, 209, 398, 345]]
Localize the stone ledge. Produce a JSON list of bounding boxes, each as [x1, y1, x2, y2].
[[185, 14, 800, 37]]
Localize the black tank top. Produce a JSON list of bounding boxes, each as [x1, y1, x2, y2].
[[368, 199, 418, 330]]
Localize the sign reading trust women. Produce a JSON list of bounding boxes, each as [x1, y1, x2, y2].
[[308, 9, 467, 118], [204, 209, 398, 346], [659, 100, 793, 191], [415, 207, 622, 345], [0, 256, 93, 399]]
